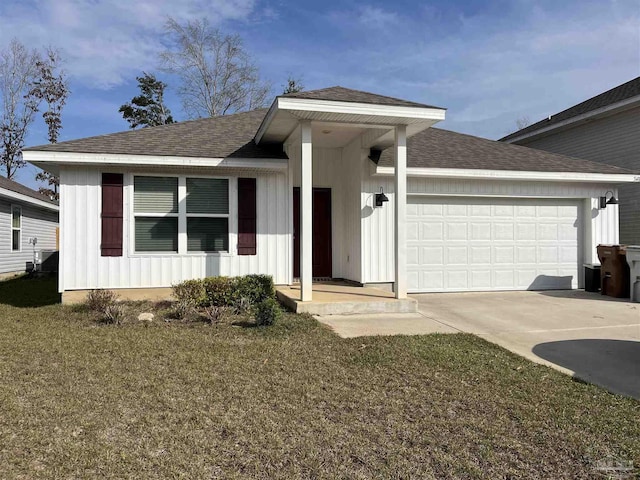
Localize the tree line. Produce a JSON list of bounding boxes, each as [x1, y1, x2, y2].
[[0, 16, 304, 199], [120, 17, 303, 128]]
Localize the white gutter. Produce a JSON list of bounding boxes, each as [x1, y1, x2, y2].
[[503, 94, 640, 144], [23, 150, 288, 171], [375, 166, 640, 183], [0, 188, 59, 211]]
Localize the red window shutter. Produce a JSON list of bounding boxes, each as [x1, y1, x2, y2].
[[237, 177, 257, 255], [101, 173, 123, 257]]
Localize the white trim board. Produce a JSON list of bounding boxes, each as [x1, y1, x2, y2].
[[23, 150, 288, 171], [374, 166, 640, 184], [0, 188, 59, 211]]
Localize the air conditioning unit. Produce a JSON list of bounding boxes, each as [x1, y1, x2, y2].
[[34, 250, 59, 273]]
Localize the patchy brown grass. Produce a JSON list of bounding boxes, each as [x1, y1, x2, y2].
[[0, 276, 638, 479]]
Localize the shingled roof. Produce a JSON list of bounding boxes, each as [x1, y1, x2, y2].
[[25, 102, 632, 176], [24, 109, 286, 159], [500, 76, 640, 142], [379, 127, 634, 174], [281, 86, 444, 110], [0, 176, 58, 206]]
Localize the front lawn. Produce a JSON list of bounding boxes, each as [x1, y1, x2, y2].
[[0, 276, 638, 479]]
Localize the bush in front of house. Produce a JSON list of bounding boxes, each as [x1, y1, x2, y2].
[[171, 274, 278, 322], [255, 298, 282, 326], [86, 289, 119, 313]]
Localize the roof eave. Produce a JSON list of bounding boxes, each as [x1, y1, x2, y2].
[[255, 97, 446, 145], [0, 187, 59, 211], [374, 166, 640, 184], [502, 94, 640, 144]]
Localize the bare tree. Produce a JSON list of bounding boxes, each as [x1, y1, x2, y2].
[[160, 17, 271, 118], [28, 48, 69, 200], [0, 39, 41, 179], [515, 116, 531, 130]]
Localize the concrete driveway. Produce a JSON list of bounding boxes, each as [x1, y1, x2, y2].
[[414, 290, 640, 399]]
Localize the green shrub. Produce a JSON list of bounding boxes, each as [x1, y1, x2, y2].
[[203, 277, 238, 307], [236, 275, 275, 305], [255, 298, 282, 326], [85, 289, 118, 313], [172, 279, 206, 307]]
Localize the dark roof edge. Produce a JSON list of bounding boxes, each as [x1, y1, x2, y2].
[[500, 76, 640, 142]]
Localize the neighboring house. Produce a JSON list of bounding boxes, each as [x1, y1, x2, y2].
[[22, 86, 637, 302], [0, 176, 59, 277], [500, 76, 640, 244]]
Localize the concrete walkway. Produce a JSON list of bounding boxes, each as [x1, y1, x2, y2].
[[316, 290, 640, 399]]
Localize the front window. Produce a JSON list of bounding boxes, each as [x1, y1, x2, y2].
[[134, 177, 178, 252], [11, 205, 21, 251], [133, 176, 230, 253]]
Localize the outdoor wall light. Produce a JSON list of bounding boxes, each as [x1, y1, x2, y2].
[[375, 187, 389, 207], [599, 191, 619, 209]]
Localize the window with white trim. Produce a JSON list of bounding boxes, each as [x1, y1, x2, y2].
[[11, 205, 21, 251], [186, 178, 229, 252], [133, 176, 229, 253], [134, 177, 178, 252]]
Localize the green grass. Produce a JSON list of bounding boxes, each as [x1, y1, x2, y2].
[[0, 276, 638, 479]]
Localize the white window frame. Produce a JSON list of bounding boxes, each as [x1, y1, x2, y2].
[[129, 173, 236, 256], [11, 204, 21, 252]]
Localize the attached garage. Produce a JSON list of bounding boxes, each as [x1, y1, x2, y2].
[[406, 196, 582, 293]]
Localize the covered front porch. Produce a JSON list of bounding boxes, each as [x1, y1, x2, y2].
[[255, 88, 446, 313], [276, 281, 417, 315]]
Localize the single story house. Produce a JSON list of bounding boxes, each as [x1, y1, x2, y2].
[[0, 176, 59, 278], [23, 87, 638, 303], [500, 76, 640, 244]]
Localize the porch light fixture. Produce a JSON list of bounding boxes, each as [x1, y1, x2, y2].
[[599, 191, 619, 209], [375, 187, 389, 207]]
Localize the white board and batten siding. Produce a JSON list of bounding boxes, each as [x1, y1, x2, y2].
[[0, 197, 58, 274], [360, 171, 620, 292], [59, 167, 289, 292], [517, 106, 640, 244]]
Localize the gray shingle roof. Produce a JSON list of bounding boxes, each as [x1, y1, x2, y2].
[[379, 127, 635, 174], [281, 86, 444, 110], [0, 176, 58, 205], [500, 76, 640, 141], [25, 101, 633, 176], [24, 109, 286, 159]]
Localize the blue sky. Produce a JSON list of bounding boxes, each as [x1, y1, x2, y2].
[[1, 0, 639, 189]]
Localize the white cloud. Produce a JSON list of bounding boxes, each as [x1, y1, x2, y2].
[[0, 0, 259, 89]]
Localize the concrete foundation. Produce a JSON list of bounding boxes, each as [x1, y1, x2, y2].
[[276, 283, 417, 315], [62, 287, 174, 304]]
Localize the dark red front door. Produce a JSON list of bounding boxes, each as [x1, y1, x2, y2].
[[293, 187, 332, 278]]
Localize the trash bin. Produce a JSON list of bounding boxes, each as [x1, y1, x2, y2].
[[584, 264, 601, 292], [596, 245, 630, 298], [626, 245, 640, 302]]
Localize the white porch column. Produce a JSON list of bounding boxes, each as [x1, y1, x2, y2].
[[300, 120, 313, 301], [394, 125, 407, 299]]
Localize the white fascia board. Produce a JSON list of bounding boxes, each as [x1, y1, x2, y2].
[[23, 150, 288, 171], [375, 166, 640, 183], [254, 99, 280, 145], [276, 97, 447, 121], [504, 95, 640, 144], [0, 188, 59, 211]]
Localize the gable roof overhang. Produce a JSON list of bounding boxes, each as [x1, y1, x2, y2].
[[255, 90, 446, 149], [0, 185, 59, 211], [24, 151, 288, 176], [501, 76, 640, 144]]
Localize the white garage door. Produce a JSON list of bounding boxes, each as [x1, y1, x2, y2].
[[407, 197, 581, 293]]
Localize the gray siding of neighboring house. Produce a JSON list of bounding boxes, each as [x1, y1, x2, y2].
[[0, 197, 58, 275], [518, 106, 640, 244]]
